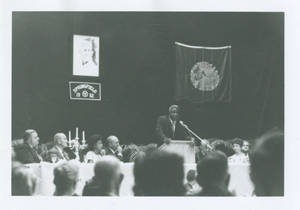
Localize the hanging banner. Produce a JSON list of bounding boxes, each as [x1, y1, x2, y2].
[[69, 81, 101, 101], [175, 42, 232, 103]]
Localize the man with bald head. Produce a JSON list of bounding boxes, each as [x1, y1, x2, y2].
[[82, 156, 124, 196], [47, 133, 69, 162], [104, 135, 123, 161], [156, 105, 191, 146], [15, 129, 42, 164]]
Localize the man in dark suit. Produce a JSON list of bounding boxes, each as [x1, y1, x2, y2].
[[155, 105, 191, 146], [104, 135, 123, 161], [15, 129, 42, 164]]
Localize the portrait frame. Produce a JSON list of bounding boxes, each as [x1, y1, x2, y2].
[[73, 34, 100, 77]]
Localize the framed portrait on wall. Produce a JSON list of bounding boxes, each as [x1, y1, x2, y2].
[[73, 34, 100, 77]]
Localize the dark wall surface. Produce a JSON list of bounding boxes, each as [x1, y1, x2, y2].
[[12, 12, 284, 144]]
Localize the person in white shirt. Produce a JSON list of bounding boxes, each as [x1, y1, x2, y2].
[[85, 134, 105, 163], [241, 140, 250, 160], [228, 138, 249, 164]]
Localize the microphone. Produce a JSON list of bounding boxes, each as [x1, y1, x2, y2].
[[179, 121, 188, 128]]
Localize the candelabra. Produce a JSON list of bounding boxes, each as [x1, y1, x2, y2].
[[68, 128, 88, 161]]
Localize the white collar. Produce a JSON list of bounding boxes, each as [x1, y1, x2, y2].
[[109, 148, 116, 154], [169, 117, 177, 123]]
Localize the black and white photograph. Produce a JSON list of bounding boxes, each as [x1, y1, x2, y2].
[[10, 11, 284, 197], [73, 34, 100, 77], [1, 1, 300, 210]]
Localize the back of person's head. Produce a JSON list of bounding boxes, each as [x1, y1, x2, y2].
[[139, 144, 157, 154], [211, 139, 234, 157], [197, 151, 229, 189], [232, 138, 243, 147], [250, 128, 284, 196], [186, 169, 197, 182], [12, 166, 37, 195], [53, 160, 79, 196], [133, 150, 185, 196], [93, 156, 123, 195]]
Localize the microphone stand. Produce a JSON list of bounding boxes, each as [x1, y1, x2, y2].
[[180, 122, 213, 150]]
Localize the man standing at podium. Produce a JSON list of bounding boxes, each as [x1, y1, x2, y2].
[[156, 105, 191, 146]]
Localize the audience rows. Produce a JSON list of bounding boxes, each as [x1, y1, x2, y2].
[[11, 128, 284, 196]]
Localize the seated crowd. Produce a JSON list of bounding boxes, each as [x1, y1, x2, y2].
[[11, 128, 283, 196]]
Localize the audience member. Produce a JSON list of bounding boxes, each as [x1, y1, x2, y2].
[[195, 151, 233, 196], [82, 156, 123, 196], [184, 169, 201, 195], [228, 138, 248, 164], [63, 147, 77, 160], [139, 144, 157, 154], [12, 166, 37, 195], [14, 129, 42, 164], [122, 144, 140, 162], [12, 147, 22, 168], [211, 139, 235, 157], [47, 133, 69, 162], [241, 140, 250, 159], [53, 160, 80, 196], [104, 135, 123, 160], [133, 150, 185, 196], [195, 139, 211, 162], [38, 143, 49, 161], [85, 134, 105, 163], [250, 129, 284, 196]]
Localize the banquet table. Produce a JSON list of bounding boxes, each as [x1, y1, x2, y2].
[[26, 162, 254, 196]]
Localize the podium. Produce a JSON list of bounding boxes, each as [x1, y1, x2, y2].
[[159, 140, 195, 163]]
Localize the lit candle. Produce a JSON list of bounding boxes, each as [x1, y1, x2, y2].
[[82, 130, 85, 141], [76, 127, 78, 139], [68, 131, 72, 147]]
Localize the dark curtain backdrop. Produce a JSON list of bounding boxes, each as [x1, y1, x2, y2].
[[12, 12, 284, 144]]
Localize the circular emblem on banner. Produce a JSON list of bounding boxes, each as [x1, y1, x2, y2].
[[190, 61, 220, 91], [82, 90, 89, 98]]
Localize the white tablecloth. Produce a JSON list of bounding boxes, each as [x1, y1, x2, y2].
[[27, 162, 254, 196]]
